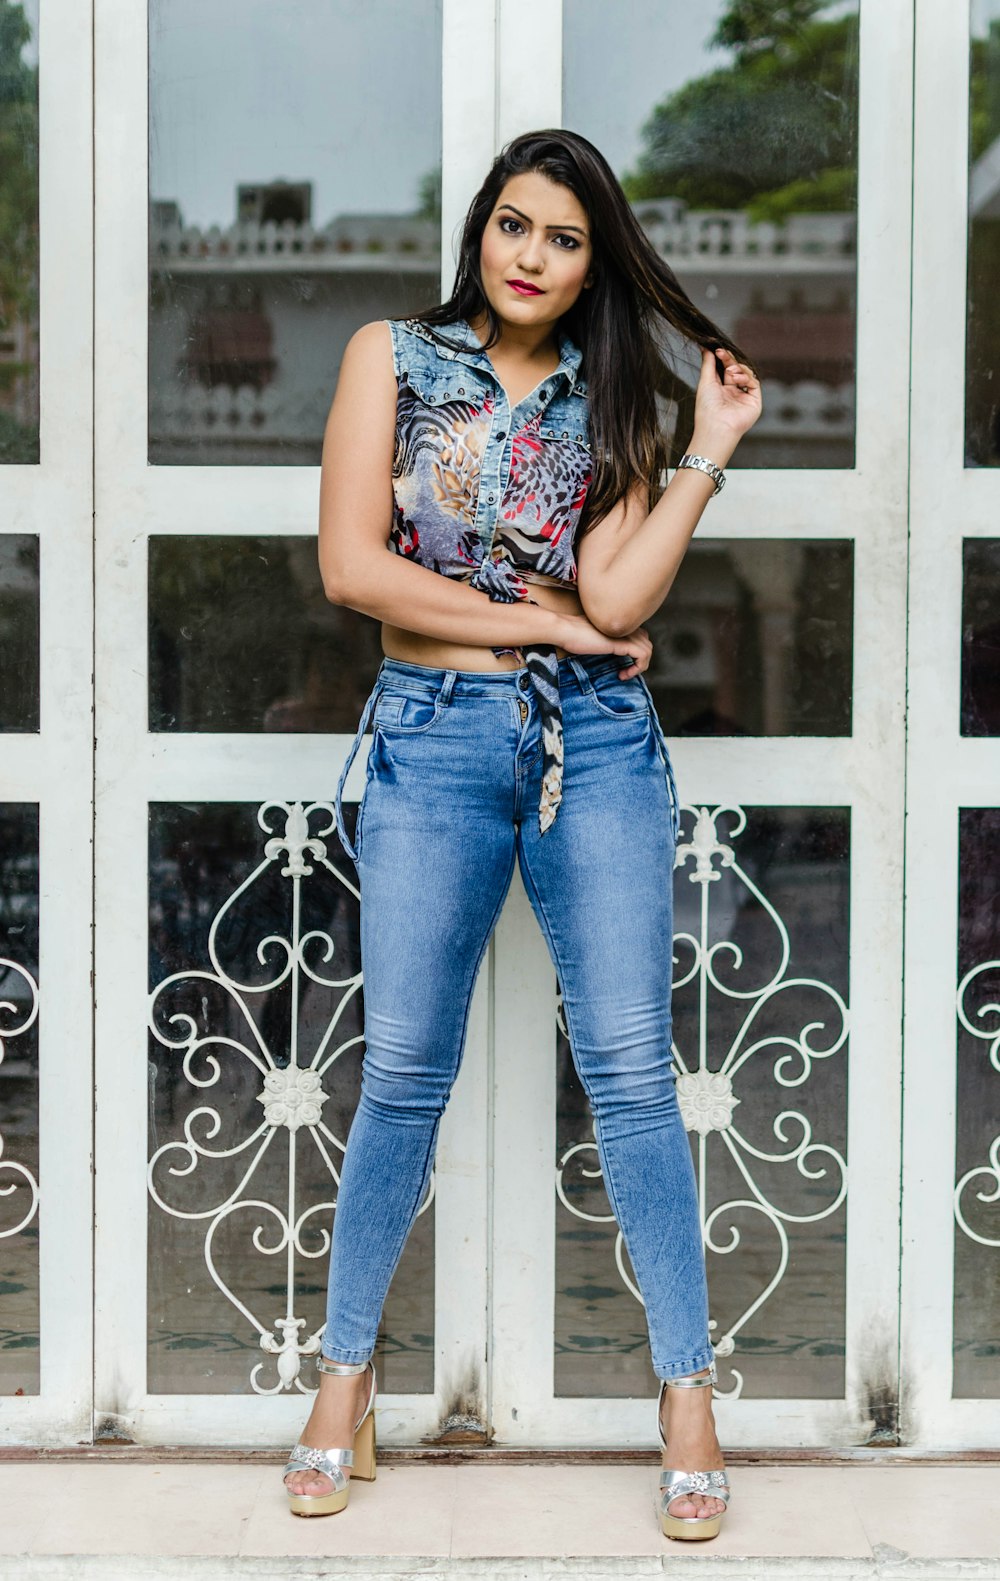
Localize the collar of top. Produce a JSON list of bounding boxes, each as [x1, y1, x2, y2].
[[407, 313, 586, 397]]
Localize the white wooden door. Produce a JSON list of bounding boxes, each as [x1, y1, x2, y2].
[[900, 0, 1000, 1449], [91, 0, 498, 1447], [488, 0, 913, 1449], [3, 0, 996, 1451], [0, 0, 94, 1448]]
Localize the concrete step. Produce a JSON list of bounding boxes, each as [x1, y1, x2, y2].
[[1, 1461, 998, 1581]]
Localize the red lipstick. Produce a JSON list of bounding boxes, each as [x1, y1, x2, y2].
[[507, 279, 543, 295]]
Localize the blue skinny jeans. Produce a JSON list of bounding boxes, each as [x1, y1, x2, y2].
[[326, 653, 714, 1382]]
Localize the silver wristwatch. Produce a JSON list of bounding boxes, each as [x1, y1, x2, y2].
[[676, 453, 726, 495]]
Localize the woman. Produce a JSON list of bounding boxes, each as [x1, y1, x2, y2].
[[284, 128, 761, 1539]]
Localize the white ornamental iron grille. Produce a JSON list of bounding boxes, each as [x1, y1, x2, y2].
[[0, 954, 40, 1241], [557, 804, 849, 1399], [955, 957, 1000, 1248], [147, 800, 434, 1394]]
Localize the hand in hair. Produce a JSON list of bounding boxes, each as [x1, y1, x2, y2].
[[690, 347, 763, 462]]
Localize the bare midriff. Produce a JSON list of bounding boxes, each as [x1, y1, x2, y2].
[[380, 579, 583, 672]]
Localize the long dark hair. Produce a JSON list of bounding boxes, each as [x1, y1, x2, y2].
[[413, 128, 756, 534]]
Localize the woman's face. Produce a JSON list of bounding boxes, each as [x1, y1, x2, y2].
[[478, 170, 594, 331]]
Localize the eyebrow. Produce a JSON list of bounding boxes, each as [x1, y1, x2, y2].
[[498, 202, 588, 237]]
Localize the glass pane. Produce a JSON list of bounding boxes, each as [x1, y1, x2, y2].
[[148, 535, 383, 732], [645, 540, 853, 737], [0, 1, 39, 465], [0, 803, 40, 1395], [0, 535, 40, 731], [556, 805, 850, 1399], [148, 801, 433, 1395], [563, 0, 859, 468], [961, 540, 1000, 734], [967, 4, 1000, 465], [954, 808, 1000, 1397], [148, 0, 442, 464]]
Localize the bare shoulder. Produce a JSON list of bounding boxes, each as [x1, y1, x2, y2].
[[340, 319, 396, 385], [326, 320, 397, 435]]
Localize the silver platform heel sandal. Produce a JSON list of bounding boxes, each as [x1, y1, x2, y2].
[[657, 1364, 730, 1541], [284, 1357, 377, 1518]]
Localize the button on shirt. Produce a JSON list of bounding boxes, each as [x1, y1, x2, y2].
[[386, 315, 592, 833]]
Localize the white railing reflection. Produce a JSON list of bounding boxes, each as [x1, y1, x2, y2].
[[149, 380, 328, 445], [636, 205, 855, 264], [149, 378, 854, 448], [149, 207, 855, 271], [151, 215, 439, 272]]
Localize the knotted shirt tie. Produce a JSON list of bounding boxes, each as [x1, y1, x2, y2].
[[465, 557, 564, 836]]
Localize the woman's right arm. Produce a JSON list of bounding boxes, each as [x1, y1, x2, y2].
[[317, 321, 647, 662]]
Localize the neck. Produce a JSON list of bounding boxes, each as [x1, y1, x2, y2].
[[466, 308, 561, 363]]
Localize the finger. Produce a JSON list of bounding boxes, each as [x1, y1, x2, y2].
[[697, 346, 719, 391]]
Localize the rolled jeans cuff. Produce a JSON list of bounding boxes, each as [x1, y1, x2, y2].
[[653, 1346, 717, 1383]]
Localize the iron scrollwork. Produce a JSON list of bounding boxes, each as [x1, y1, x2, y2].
[[147, 800, 433, 1393], [557, 804, 849, 1399], [0, 956, 40, 1240], [955, 958, 1000, 1248]]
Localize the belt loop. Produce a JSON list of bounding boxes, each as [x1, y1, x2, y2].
[[566, 654, 590, 693], [334, 671, 385, 864], [440, 668, 457, 705]]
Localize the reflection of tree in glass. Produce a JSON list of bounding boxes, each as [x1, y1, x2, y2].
[[416, 167, 441, 224], [622, 0, 858, 222], [970, 18, 1000, 161], [0, 0, 39, 463]]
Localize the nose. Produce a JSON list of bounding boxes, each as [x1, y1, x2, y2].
[[515, 236, 545, 274]]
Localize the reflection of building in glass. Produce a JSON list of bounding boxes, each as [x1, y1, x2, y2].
[[645, 540, 853, 739], [148, 534, 385, 735], [149, 181, 854, 468], [632, 199, 855, 470], [148, 181, 440, 465]]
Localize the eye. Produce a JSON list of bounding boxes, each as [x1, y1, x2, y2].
[[552, 234, 581, 250], [499, 216, 524, 235]]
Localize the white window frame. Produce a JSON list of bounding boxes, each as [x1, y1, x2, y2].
[[900, 0, 1000, 1450], [0, 0, 95, 1448]]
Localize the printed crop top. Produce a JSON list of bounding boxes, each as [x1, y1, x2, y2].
[[385, 314, 593, 833]]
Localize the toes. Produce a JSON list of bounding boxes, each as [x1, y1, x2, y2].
[[285, 1471, 331, 1497], [668, 1494, 724, 1520]]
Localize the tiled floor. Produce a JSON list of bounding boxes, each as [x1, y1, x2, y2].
[[1, 1460, 999, 1579]]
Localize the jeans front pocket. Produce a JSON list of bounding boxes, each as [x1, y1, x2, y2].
[[585, 668, 652, 722], [376, 690, 445, 736]]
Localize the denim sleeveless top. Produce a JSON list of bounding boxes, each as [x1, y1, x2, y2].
[[386, 314, 592, 832]]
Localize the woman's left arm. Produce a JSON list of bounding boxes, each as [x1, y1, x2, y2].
[[576, 347, 763, 638]]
